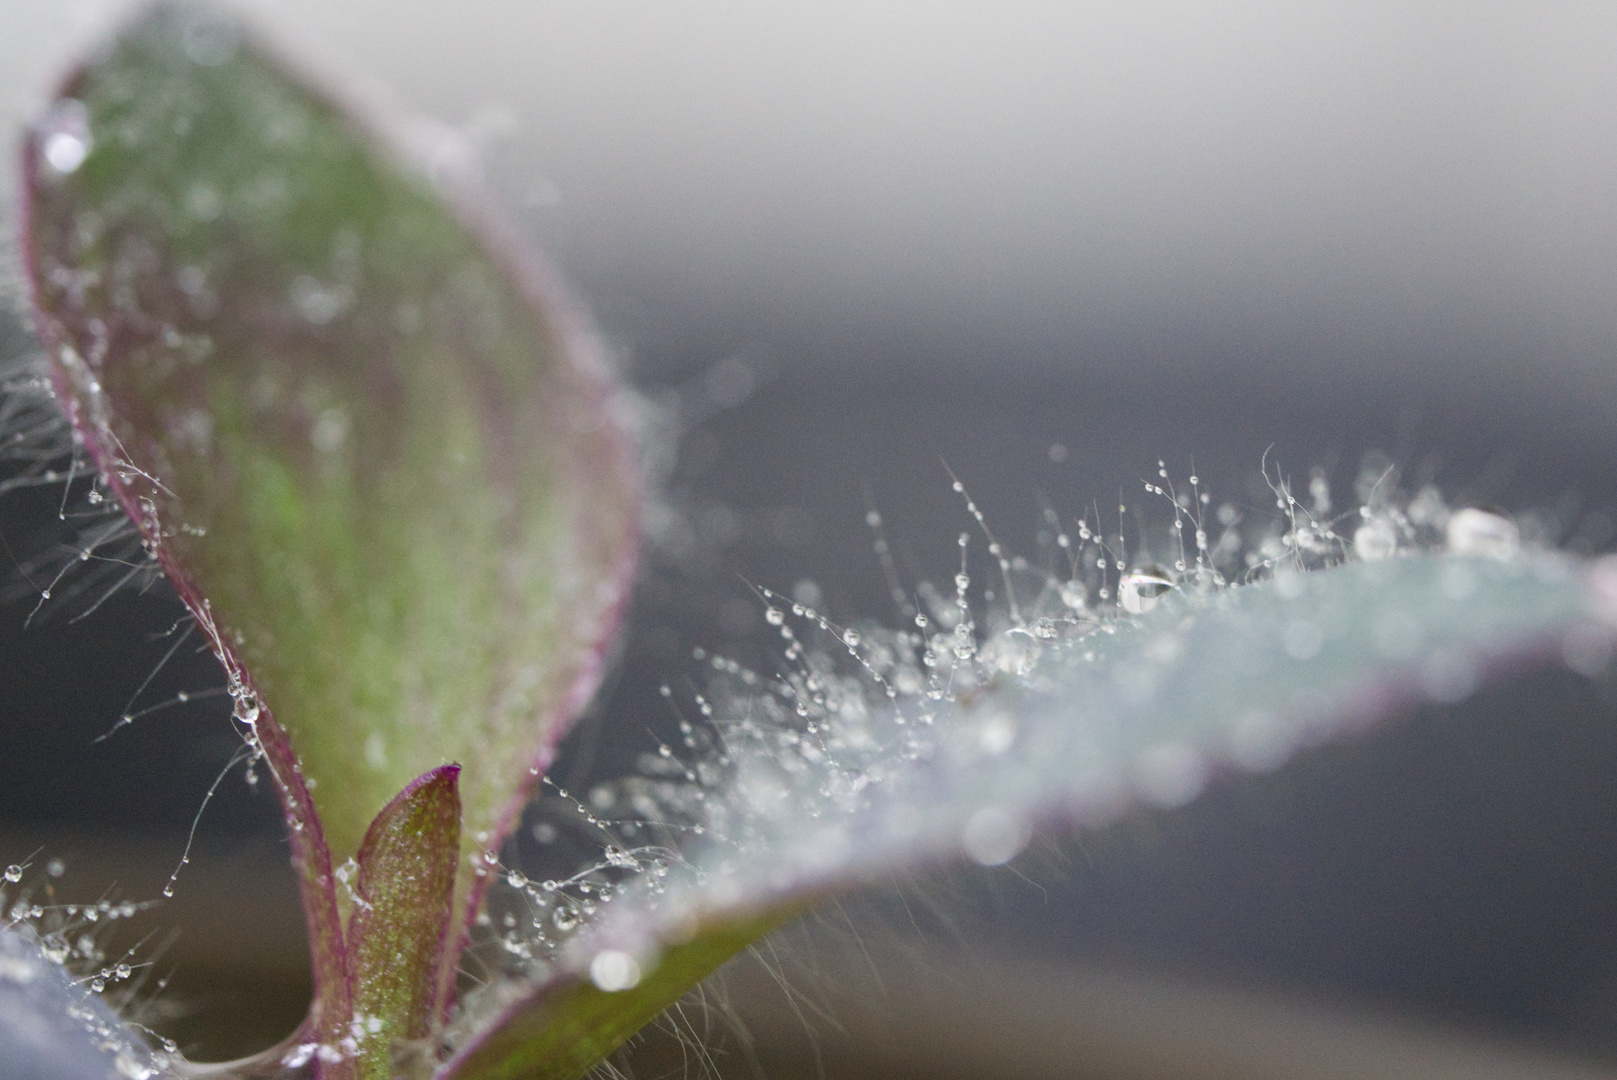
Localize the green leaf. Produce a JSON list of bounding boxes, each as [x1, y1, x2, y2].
[[435, 553, 1614, 1080], [436, 911, 797, 1080], [347, 766, 462, 1079], [23, 0, 637, 915]]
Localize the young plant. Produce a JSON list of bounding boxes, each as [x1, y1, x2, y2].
[[7, 3, 1616, 1078]]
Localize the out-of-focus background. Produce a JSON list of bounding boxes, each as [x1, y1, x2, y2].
[[4, 3, 1617, 1076]]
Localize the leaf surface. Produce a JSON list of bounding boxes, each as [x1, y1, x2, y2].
[[21, 0, 639, 981], [437, 553, 1616, 1080]]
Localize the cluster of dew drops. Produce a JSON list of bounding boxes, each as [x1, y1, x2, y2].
[[2, 326, 1529, 1001], [470, 453, 1524, 988], [1, 327, 1530, 1000], [3, 858, 180, 1078], [0, 348, 278, 1077]]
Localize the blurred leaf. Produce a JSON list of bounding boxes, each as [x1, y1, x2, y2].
[[436, 553, 1614, 1080], [0, 924, 173, 1080], [23, 0, 638, 889], [347, 765, 462, 1078]]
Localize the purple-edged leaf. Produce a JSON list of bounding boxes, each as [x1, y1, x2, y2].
[[436, 553, 1617, 1080], [21, 0, 637, 954], [346, 766, 462, 1079]]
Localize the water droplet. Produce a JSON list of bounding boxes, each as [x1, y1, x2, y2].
[[311, 408, 350, 453], [1446, 507, 1519, 561], [290, 276, 351, 325], [1353, 519, 1397, 561], [180, 9, 241, 66], [977, 713, 1016, 755], [1135, 743, 1208, 808], [961, 807, 1028, 866], [589, 949, 643, 991], [282, 1044, 318, 1070], [184, 183, 223, 221], [38, 99, 91, 175], [115, 1049, 155, 1080], [1419, 648, 1478, 704], [765, 607, 784, 626], [1119, 568, 1173, 614], [1564, 623, 1615, 678], [3, 865, 20, 883], [1282, 620, 1324, 661]]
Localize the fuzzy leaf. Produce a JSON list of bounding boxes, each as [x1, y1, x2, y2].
[[0, 924, 173, 1080], [344, 765, 462, 1079], [22, 0, 637, 920], [437, 552, 1616, 1080]]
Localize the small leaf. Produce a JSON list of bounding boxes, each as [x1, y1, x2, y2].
[[348, 766, 462, 1078], [21, 0, 638, 979], [436, 553, 1614, 1080]]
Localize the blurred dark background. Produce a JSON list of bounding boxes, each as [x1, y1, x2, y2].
[[4, 2, 1617, 1074]]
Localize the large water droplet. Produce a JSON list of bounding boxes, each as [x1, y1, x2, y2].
[[289, 275, 351, 325], [1119, 568, 1173, 614], [961, 807, 1027, 866], [1353, 519, 1397, 561], [1446, 507, 1519, 561], [589, 949, 643, 991], [38, 99, 91, 175], [115, 1048, 155, 1080]]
